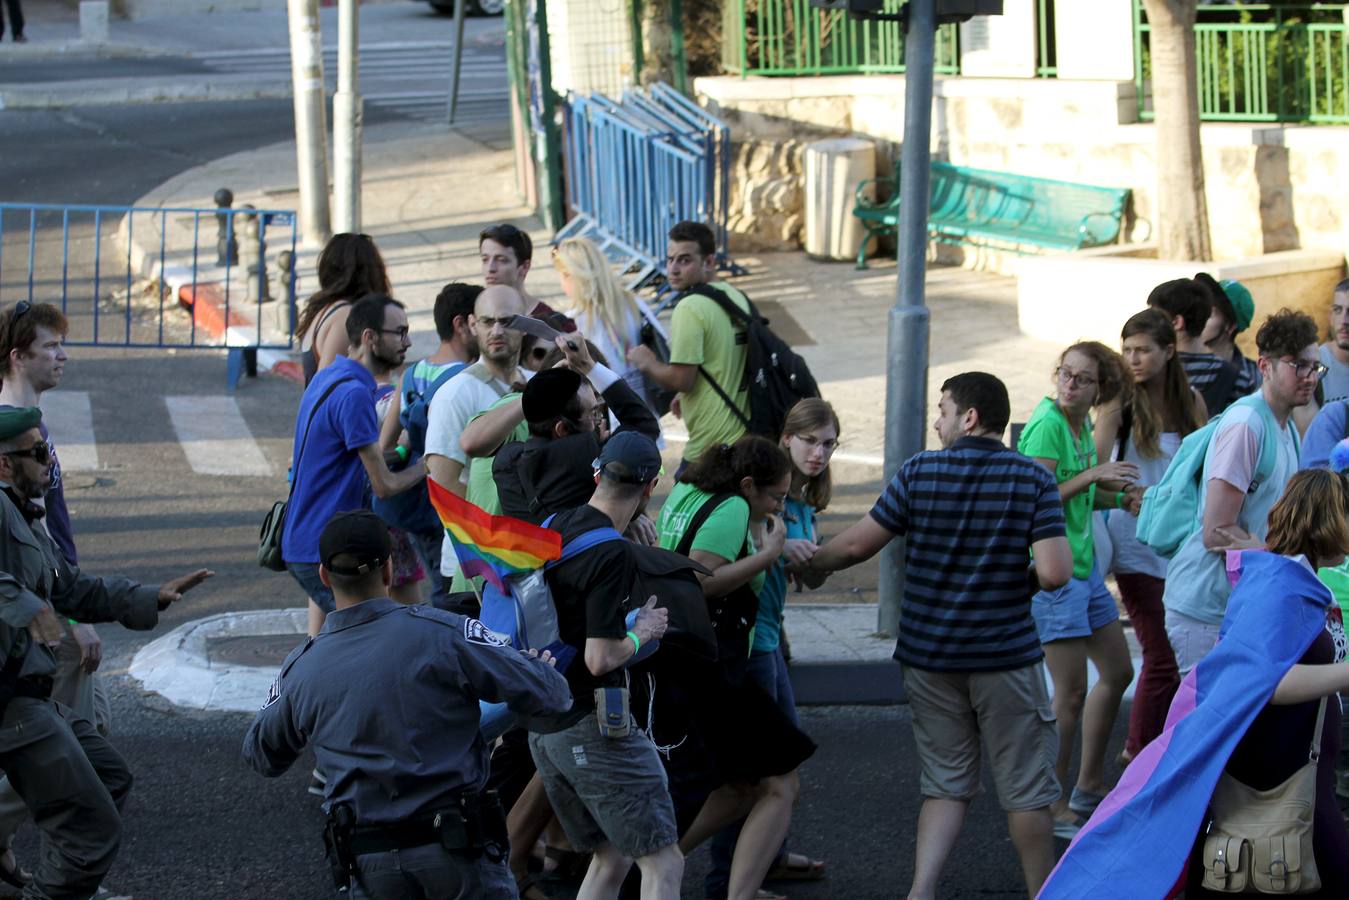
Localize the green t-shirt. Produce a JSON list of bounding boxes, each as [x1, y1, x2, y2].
[[450, 393, 530, 594], [669, 281, 751, 463], [1018, 396, 1097, 580], [656, 481, 765, 597], [1318, 561, 1349, 620]]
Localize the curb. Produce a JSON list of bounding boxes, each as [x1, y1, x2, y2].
[[0, 75, 296, 110]]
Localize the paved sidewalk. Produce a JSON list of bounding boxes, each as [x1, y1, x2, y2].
[[116, 107, 1114, 708]]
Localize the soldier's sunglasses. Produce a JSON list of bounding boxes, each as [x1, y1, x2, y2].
[[5, 443, 50, 466]]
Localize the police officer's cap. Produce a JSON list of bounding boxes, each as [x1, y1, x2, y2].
[[521, 368, 583, 424], [319, 510, 393, 576], [593, 431, 663, 485], [0, 407, 42, 442]]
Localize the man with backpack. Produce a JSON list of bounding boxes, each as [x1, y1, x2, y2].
[[526, 432, 684, 900], [627, 222, 818, 475], [1156, 308, 1321, 674], [375, 282, 481, 608]]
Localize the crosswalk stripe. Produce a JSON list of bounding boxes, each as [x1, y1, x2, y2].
[[165, 396, 273, 477], [41, 390, 98, 473]]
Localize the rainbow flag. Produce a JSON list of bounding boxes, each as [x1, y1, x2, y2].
[[426, 478, 561, 592]]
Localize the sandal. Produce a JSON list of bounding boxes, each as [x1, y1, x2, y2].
[[764, 852, 825, 882]]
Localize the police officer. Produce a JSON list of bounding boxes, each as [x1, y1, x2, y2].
[[242, 509, 573, 899], [0, 406, 213, 899]]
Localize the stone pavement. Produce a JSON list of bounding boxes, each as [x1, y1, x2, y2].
[[118, 100, 1148, 708]]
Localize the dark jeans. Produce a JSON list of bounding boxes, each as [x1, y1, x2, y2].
[[0, 0, 23, 39], [1116, 572, 1180, 757], [351, 843, 516, 900]]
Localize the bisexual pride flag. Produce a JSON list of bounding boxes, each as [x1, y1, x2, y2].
[[1039, 551, 1332, 900], [426, 477, 561, 592]]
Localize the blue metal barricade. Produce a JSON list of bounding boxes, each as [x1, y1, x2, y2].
[[558, 83, 742, 309], [0, 202, 299, 388]]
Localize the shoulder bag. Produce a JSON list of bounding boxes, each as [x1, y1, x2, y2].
[[257, 377, 353, 571], [1200, 696, 1327, 894]]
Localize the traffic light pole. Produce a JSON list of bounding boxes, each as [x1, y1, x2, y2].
[[877, 0, 936, 638]]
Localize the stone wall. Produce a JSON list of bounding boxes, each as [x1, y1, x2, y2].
[[725, 139, 811, 252], [696, 74, 1349, 271]]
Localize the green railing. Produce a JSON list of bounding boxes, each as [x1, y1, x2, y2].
[[1134, 2, 1349, 123], [721, 0, 961, 77]]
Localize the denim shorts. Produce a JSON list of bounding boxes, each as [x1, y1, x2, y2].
[[287, 561, 336, 614], [528, 714, 679, 859], [1031, 566, 1119, 643]]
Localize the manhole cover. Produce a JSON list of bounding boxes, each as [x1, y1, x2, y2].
[[206, 634, 305, 667]]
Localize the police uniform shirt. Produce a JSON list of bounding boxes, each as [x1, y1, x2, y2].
[[542, 506, 636, 722], [242, 599, 572, 824]]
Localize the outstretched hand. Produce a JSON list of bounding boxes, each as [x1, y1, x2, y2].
[[157, 568, 214, 611]]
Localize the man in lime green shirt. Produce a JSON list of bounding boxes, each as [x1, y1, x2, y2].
[[627, 221, 750, 472]]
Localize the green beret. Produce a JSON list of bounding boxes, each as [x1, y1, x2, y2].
[[0, 407, 41, 442], [1220, 279, 1255, 334]]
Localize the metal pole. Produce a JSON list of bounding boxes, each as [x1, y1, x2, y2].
[[447, 0, 466, 124], [878, 0, 936, 638], [287, 0, 332, 247], [334, 0, 363, 233]]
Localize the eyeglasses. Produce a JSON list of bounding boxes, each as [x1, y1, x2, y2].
[[1055, 366, 1098, 389], [791, 434, 838, 454], [5, 442, 50, 466], [378, 327, 410, 340], [476, 316, 512, 329], [5, 301, 31, 352], [1275, 358, 1329, 381]]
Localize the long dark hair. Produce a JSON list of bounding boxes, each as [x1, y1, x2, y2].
[[296, 233, 391, 339], [1121, 309, 1202, 458], [681, 435, 790, 496]]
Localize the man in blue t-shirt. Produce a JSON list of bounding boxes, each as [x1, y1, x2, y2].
[[282, 293, 426, 637], [809, 372, 1072, 900]]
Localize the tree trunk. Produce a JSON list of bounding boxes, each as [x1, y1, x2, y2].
[[1143, 0, 1212, 261], [641, 0, 676, 87]]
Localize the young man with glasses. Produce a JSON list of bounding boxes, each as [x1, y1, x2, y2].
[[282, 293, 426, 640], [1163, 308, 1321, 674]]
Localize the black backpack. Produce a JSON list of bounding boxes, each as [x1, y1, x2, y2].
[[683, 284, 820, 440]]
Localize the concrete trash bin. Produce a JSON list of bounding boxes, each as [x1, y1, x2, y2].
[[804, 137, 876, 262]]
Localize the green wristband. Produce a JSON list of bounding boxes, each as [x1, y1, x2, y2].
[[1115, 491, 1126, 509], [394, 445, 409, 462], [626, 630, 640, 654]]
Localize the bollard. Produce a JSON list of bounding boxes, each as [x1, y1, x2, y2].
[[272, 250, 298, 339], [79, 2, 110, 44], [214, 189, 238, 267], [238, 205, 272, 305]]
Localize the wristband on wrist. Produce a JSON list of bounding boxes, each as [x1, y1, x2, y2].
[[626, 630, 641, 654], [394, 445, 409, 462], [1114, 491, 1126, 509]]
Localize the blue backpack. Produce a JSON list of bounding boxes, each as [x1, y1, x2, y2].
[[372, 362, 464, 533], [1135, 394, 1297, 558]]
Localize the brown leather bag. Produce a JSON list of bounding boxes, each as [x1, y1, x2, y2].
[[1200, 697, 1326, 894]]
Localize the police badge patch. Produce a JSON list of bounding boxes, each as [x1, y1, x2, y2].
[[464, 618, 509, 647]]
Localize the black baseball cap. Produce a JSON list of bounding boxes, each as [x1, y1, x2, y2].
[[319, 510, 392, 576], [594, 432, 663, 484]]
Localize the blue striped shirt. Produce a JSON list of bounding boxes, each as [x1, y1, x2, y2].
[[870, 436, 1066, 672]]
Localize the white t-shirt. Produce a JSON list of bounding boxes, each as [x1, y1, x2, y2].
[[1319, 343, 1349, 404], [424, 362, 531, 473]]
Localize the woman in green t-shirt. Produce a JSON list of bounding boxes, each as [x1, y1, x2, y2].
[[1018, 341, 1139, 838], [656, 436, 817, 900]]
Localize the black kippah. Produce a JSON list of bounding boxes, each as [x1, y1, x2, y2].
[[522, 368, 583, 424]]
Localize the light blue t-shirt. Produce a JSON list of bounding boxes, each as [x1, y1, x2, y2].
[[1299, 399, 1348, 471], [1162, 399, 1299, 625], [281, 356, 380, 563], [753, 496, 816, 654]]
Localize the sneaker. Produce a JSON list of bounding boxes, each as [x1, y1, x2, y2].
[[1068, 787, 1107, 818], [12, 36, 27, 44], [1052, 817, 1083, 840]]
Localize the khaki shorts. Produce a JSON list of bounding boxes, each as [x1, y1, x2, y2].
[[902, 662, 1060, 811]]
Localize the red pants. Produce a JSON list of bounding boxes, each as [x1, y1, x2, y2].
[[1116, 572, 1180, 758]]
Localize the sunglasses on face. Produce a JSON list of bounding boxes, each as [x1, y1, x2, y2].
[[6, 443, 50, 466]]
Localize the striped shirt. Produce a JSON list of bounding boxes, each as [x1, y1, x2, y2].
[[870, 436, 1066, 672]]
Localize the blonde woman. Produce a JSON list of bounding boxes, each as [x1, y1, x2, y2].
[[552, 237, 657, 418]]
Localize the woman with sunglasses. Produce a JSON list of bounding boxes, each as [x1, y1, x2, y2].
[[553, 237, 661, 421], [1094, 310, 1207, 767], [1018, 341, 1138, 838], [296, 233, 391, 385]]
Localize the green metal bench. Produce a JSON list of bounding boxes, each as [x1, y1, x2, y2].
[[852, 161, 1131, 269]]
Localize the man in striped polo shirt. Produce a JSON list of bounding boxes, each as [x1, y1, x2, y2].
[[809, 372, 1073, 900]]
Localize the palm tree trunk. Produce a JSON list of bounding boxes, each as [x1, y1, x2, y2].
[[1143, 0, 1212, 261]]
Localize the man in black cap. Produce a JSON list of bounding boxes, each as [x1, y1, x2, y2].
[[242, 509, 573, 899], [526, 431, 682, 900], [0, 406, 212, 899], [492, 335, 659, 524]]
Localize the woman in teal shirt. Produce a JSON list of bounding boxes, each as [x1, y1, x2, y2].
[[1019, 341, 1139, 838]]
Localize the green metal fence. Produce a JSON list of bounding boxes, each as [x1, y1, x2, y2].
[[720, 0, 961, 76], [1134, 2, 1349, 123]]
